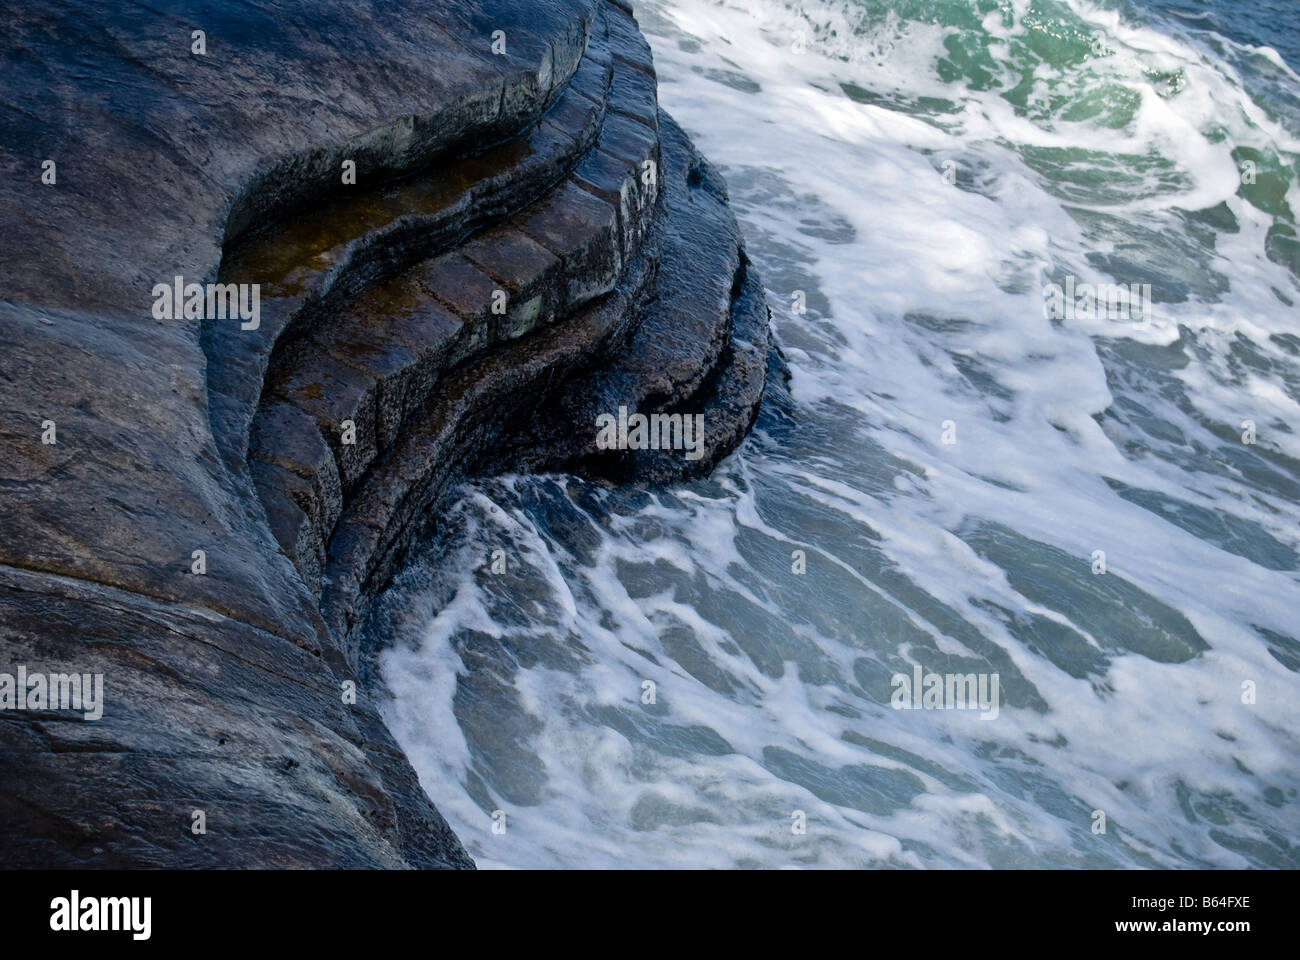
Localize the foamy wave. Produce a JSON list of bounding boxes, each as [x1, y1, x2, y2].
[[379, 0, 1300, 868]]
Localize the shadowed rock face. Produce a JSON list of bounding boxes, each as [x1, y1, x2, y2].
[[0, 0, 778, 867]]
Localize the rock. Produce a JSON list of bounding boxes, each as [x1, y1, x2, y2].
[[0, 0, 780, 868]]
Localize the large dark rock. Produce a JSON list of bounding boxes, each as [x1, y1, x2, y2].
[[0, 0, 779, 867]]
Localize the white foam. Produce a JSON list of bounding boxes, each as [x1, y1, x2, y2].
[[380, 0, 1300, 868]]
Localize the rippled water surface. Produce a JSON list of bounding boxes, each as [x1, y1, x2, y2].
[[378, 0, 1300, 868]]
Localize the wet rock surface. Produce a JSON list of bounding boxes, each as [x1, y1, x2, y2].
[[0, 0, 779, 867]]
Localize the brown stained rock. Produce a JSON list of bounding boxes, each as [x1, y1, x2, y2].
[[214, 2, 626, 494], [256, 44, 635, 504], [272, 350, 380, 492], [207, 13, 612, 468], [338, 286, 468, 435], [461, 227, 565, 341], [315, 318, 422, 456], [419, 252, 502, 339], [516, 181, 623, 303]]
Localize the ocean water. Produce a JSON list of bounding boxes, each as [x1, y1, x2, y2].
[[376, 0, 1300, 868]]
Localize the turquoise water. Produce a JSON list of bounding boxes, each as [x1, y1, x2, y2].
[[379, 0, 1300, 868]]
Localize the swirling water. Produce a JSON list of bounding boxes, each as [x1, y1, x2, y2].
[[376, 0, 1300, 868]]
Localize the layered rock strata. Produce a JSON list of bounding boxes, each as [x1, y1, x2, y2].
[[0, 0, 777, 867]]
